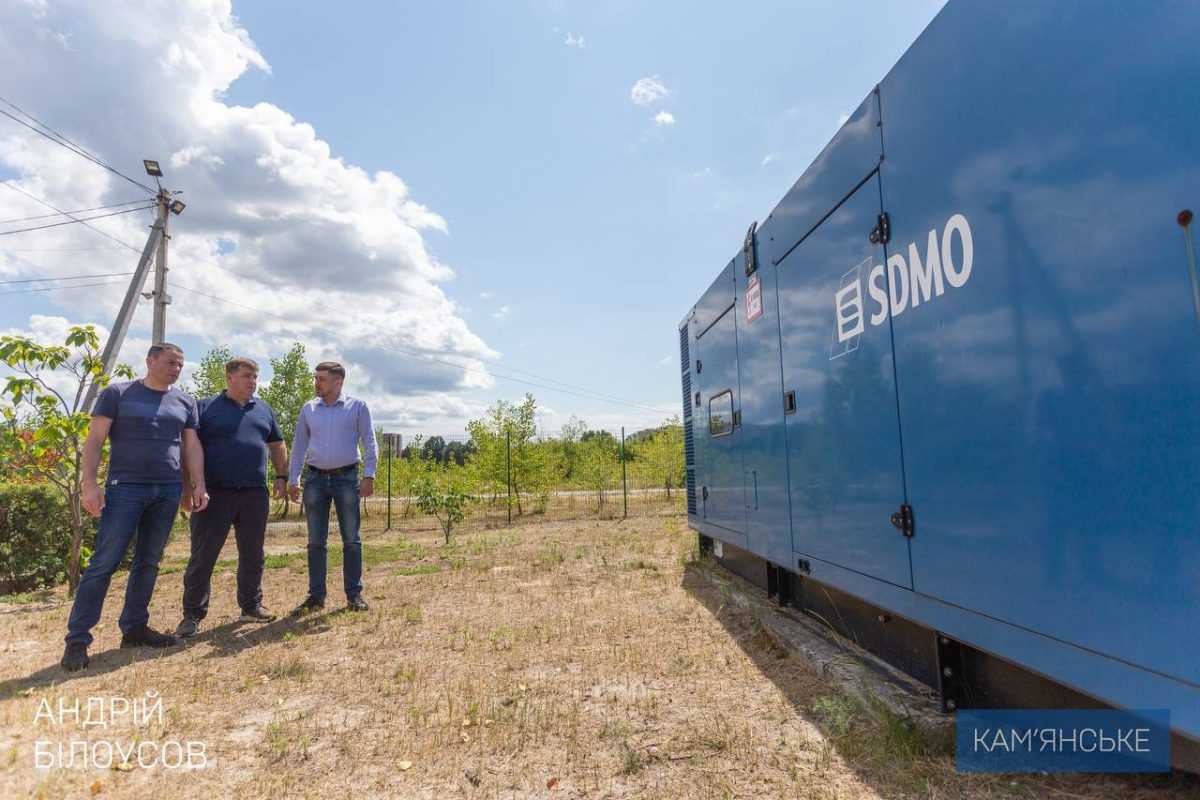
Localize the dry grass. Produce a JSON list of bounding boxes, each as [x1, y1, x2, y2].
[[0, 514, 1196, 799]]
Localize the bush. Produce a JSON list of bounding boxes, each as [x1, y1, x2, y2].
[[0, 483, 98, 594]]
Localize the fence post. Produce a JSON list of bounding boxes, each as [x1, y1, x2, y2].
[[386, 434, 393, 531], [621, 426, 628, 519], [506, 428, 512, 526]]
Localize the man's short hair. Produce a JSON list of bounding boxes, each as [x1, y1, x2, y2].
[[147, 342, 183, 359], [315, 361, 346, 379], [225, 357, 259, 375]]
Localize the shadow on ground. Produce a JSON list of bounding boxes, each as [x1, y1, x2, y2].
[[680, 559, 1200, 800], [0, 610, 339, 699]]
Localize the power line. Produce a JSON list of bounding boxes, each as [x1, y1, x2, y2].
[[0, 271, 135, 285], [168, 281, 667, 414], [0, 246, 131, 252], [0, 278, 132, 296], [0, 198, 150, 225], [0, 204, 154, 236], [0, 97, 157, 196], [0, 182, 144, 254]]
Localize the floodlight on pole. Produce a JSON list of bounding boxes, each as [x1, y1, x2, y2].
[[169, 199, 185, 215], [143, 159, 163, 177]]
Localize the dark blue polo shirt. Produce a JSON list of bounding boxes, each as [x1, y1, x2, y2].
[[196, 392, 284, 489], [94, 380, 199, 483]]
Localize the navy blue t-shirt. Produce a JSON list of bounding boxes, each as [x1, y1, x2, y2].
[[196, 392, 283, 488], [94, 380, 199, 483]]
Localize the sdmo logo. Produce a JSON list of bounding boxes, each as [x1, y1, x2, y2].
[[833, 213, 974, 357]]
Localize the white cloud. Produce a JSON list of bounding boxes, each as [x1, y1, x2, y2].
[[653, 111, 675, 127], [492, 305, 511, 321], [479, 290, 493, 300], [761, 153, 776, 167], [690, 166, 712, 179], [0, 0, 498, 428], [630, 76, 668, 106], [564, 32, 585, 49], [536, 403, 679, 436], [18, 0, 48, 19]]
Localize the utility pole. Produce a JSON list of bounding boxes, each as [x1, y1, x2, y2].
[[141, 159, 183, 343], [79, 217, 164, 413], [80, 158, 184, 413], [150, 188, 171, 342]]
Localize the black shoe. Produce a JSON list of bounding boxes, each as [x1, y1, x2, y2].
[[291, 596, 325, 616], [120, 624, 179, 649], [347, 596, 370, 612], [239, 605, 276, 623], [174, 617, 200, 638], [61, 642, 89, 672]]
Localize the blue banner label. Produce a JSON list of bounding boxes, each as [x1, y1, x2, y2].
[[956, 709, 1171, 773]]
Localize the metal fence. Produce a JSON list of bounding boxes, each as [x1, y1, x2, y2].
[[273, 426, 686, 534]]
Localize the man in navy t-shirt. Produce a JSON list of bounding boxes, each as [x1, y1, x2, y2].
[[62, 342, 208, 672], [175, 356, 289, 637]]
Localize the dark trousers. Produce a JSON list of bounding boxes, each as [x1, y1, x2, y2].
[[181, 486, 269, 620], [66, 482, 182, 646]]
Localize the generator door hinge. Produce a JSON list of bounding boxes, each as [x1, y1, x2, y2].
[[890, 503, 914, 537], [869, 212, 890, 245], [743, 220, 759, 276]]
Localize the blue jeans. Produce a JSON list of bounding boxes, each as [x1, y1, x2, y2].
[[66, 482, 182, 646], [303, 468, 363, 602]]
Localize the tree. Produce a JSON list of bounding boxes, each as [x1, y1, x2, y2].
[[399, 434, 424, 517], [189, 345, 232, 398], [422, 435, 446, 464], [466, 394, 550, 517], [576, 432, 618, 512], [445, 439, 475, 466], [558, 416, 587, 482], [259, 343, 314, 518], [631, 416, 685, 500], [415, 472, 472, 545], [0, 326, 132, 594]]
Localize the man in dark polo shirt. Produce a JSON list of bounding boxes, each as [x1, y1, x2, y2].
[[175, 357, 289, 638], [62, 342, 207, 672]]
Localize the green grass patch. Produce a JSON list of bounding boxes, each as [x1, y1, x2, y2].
[[393, 563, 441, 577], [263, 655, 313, 681], [0, 588, 56, 605]]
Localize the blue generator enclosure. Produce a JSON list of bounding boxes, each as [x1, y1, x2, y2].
[[679, 0, 1200, 746]]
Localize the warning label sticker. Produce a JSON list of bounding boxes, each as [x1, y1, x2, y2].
[[745, 275, 763, 322]]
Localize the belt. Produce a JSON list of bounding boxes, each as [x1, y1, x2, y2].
[[306, 463, 358, 476]]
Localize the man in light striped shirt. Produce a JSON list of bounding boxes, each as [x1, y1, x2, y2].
[[287, 361, 377, 614]]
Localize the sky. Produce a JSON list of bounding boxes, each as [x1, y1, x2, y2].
[[0, 0, 946, 441]]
